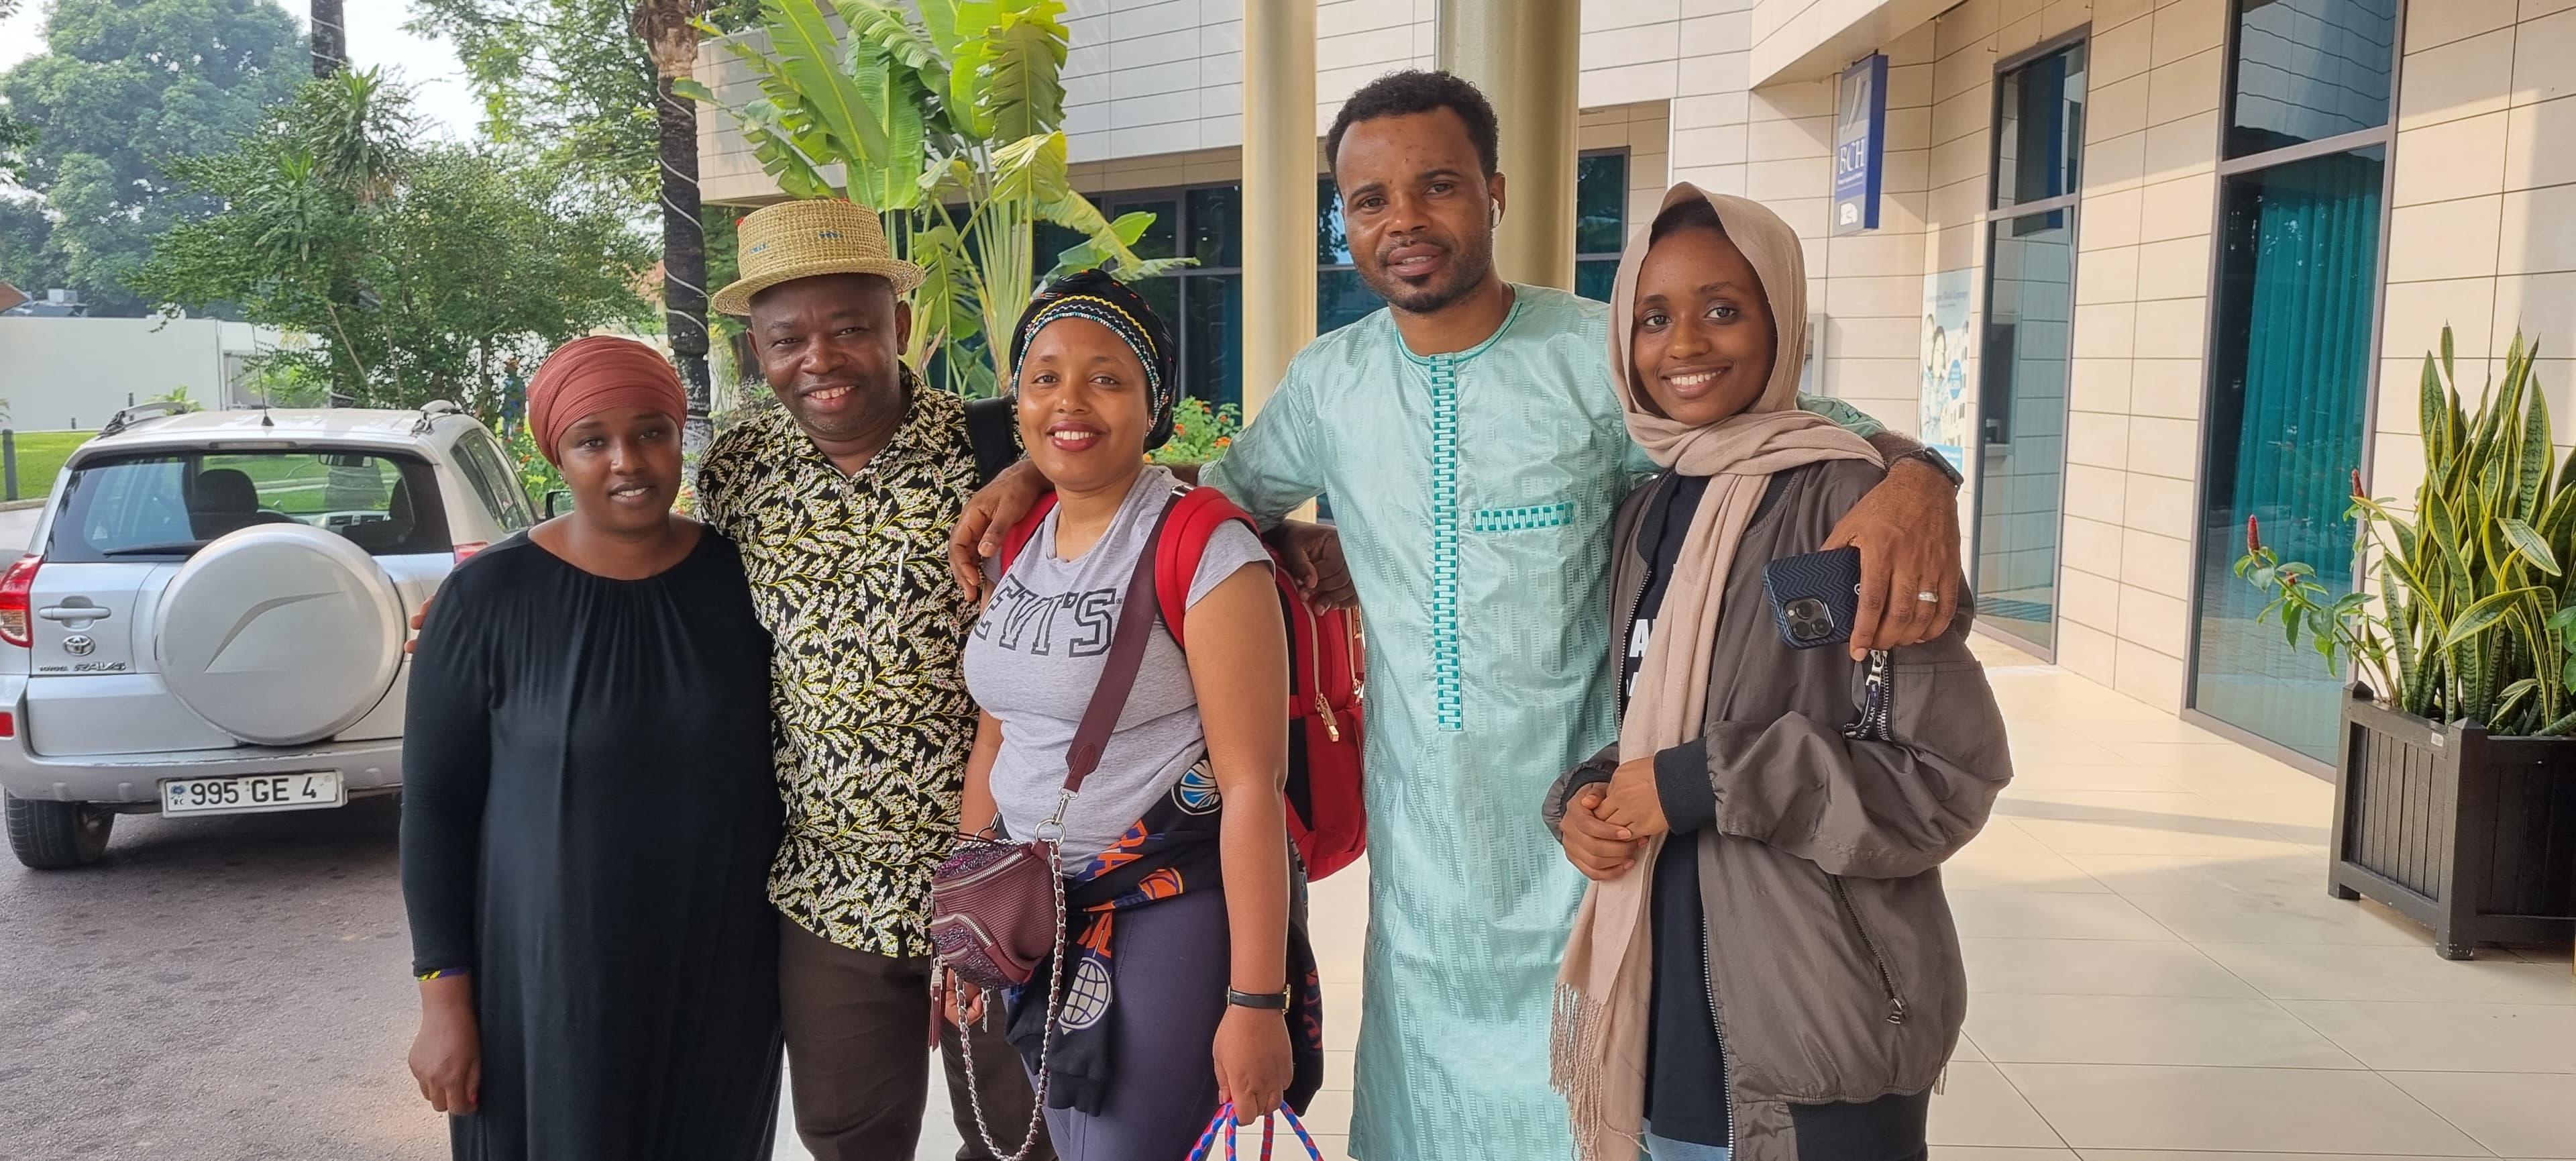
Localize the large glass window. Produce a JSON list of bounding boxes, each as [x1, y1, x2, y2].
[[2225, 0, 2399, 158], [2192, 148, 2387, 761], [2188, 0, 2397, 764], [1105, 192, 1239, 408], [1994, 45, 2085, 209], [1973, 41, 2086, 655]]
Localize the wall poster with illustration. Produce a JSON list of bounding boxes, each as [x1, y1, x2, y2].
[[1919, 269, 1973, 474]]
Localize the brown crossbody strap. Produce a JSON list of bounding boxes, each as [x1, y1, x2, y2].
[[1058, 489, 1184, 797]]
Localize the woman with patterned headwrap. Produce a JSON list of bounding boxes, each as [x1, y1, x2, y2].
[[943, 272, 1324, 1160], [400, 336, 785, 1161]]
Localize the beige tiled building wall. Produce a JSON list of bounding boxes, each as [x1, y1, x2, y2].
[[1665, 14, 1943, 427], [2373, 1, 2576, 515], [1059, 0, 1255, 159], [2055, 0, 2225, 712]]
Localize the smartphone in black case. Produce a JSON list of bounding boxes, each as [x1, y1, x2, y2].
[[1762, 546, 1864, 650]]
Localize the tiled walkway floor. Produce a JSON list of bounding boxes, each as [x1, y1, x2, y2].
[[863, 635, 2575, 1160]]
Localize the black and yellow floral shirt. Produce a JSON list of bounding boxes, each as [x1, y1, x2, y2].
[[697, 376, 981, 957]]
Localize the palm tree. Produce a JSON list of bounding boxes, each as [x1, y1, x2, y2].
[[311, 0, 357, 409], [632, 0, 712, 455], [310, 0, 346, 78]]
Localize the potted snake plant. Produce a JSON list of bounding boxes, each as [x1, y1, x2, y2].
[[2239, 327, 2576, 959]]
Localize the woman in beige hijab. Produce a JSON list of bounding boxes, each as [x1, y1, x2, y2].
[[1540, 185, 2013, 1161]]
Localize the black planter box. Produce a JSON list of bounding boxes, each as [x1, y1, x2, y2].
[[2328, 688, 2576, 958]]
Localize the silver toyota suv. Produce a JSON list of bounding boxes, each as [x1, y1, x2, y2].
[[0, 401, 537, 868]]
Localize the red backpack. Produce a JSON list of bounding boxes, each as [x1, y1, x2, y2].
[[999, 485, 1367, 879]]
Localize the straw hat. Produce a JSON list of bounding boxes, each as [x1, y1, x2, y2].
[[710, 199, 925, 315]]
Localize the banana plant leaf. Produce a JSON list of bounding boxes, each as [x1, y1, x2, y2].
[[759, 0, 895, 165]]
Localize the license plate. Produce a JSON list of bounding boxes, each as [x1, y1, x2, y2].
[[160, 772, 346, 817]]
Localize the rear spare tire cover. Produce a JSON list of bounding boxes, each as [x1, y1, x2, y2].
[[156, 523, 406, 746]]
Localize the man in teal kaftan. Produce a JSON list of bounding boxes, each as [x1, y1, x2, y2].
[[1200, 281, 1921, 1158], [953, 72, 1963, 1160]]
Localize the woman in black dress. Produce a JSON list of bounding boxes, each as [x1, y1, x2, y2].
[[400, 336, 783, 1160]]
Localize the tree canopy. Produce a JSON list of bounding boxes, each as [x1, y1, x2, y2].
[[136, 70, 655, 411], [0, 0, 305, 315], [407, 0, 761, 207]]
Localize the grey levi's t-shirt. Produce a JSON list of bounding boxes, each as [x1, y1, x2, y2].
[[964, 466, 1273, 872]]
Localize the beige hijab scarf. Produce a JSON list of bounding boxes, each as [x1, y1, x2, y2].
[[1550, 184, 1882, 1160]]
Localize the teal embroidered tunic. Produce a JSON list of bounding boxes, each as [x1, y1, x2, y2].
[[1201, 285, 1880, 1160]]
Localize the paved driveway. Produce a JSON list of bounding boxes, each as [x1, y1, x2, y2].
[[0, 799, 441, 1159], [7, 624, 2568, 1159]]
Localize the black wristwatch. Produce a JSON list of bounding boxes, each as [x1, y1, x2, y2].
[[1899, 446, 1964, 488], [1226, 987, 1291, 1011]]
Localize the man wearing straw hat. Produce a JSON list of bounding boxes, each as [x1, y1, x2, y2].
[[697, 199, 1053, 1161]]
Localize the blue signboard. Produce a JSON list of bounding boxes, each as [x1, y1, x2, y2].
[[1833, 54, 1889, 236]]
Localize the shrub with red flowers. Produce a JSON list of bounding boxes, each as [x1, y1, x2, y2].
[[1149, 397, 1242, 467]]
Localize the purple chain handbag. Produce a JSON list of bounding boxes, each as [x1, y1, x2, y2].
[[929, 495, 1179, 1161]]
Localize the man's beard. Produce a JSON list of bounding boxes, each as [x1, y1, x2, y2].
[[1359, 234, 1495, 315]]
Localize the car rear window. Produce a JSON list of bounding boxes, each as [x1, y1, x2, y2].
[[47, 449, 452, 562]]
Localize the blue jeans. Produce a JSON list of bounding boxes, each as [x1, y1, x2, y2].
[[1644, 1125, 1729, 1160]]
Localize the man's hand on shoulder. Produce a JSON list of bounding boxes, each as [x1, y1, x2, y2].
[[1269, 521, 1358, 611], [948, 460, 1051, 601], [1824, 455, 1962, 658]]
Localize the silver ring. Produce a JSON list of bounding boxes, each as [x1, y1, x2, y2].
[[1915, 591, 1939, 603]]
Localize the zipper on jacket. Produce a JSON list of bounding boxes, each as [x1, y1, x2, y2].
[[1842, 649, 1894, 742], [1703, 885, 1736, 1156], [1829, 874, 1909, 1025]]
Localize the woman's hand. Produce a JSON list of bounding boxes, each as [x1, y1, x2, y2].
[[938, 969, 986, 1027], [1558, 787, 1645, 879], [1595, 756, 1670, 839], [409, 979, 480, 1115], [402, 599, 431, 654], [1212, 1005, 1295, 1119]]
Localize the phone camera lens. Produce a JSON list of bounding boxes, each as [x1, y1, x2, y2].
[[1786, 597, 1832, 641]]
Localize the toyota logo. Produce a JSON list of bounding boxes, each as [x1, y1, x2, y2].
[[63, 634, 95, 656]]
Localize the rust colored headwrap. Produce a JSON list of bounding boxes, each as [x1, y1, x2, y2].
[[525, 336, 689, 466]]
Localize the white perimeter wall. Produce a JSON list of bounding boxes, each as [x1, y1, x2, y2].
[[0, 317, 254, 432]]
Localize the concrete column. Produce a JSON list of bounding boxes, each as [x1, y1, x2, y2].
[[1438, 0, 1580, 291], [1241, 0, 1318, 419]]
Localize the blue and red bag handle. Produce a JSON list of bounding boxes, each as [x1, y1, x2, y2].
[[1185, 1102, 1323, 1161]]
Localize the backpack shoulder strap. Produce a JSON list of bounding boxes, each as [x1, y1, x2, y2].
[[1151, 485, 1263, 650], [997, 493, 1061, 578], [963, 395, 1019, 488]]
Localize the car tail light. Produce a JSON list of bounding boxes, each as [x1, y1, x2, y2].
[[0, 710, 15, 738], [451, 542, 488, 564], [0, 554, 38, 647]]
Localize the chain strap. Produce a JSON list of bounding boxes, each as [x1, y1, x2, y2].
[[953, 834, 1067, 1161]]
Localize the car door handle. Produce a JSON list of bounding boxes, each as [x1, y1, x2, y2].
[[38, 605, 112, 621]]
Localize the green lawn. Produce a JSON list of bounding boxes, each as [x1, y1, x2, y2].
[[3, 431, 95, 501]]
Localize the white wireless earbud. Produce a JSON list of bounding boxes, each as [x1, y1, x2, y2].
[[1490, 199, 1502, 227]]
